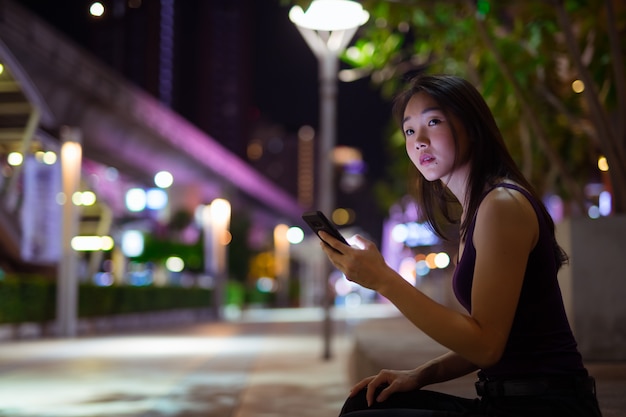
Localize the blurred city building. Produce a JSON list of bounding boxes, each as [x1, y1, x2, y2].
[[0, 1, 303, 282], [0, 0, 395, 333]]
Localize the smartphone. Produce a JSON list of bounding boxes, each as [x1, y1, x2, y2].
[[302, 210, 349, 247]]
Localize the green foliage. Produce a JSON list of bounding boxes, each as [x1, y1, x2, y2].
[[0, 276, 55, 322], [225, 280, 246, 306], [133, 233, 204, 271], [338, 0, 624, 211], [0, 277, 251, 324], [227, 210, 253, 283], [129, 209, 252, 283], [77, 284, 212, 316], [245, 285, 275, 306]]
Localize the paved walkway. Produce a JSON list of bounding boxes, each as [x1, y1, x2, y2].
[[232, 304, 397, 417], [233, 303, 626, 417], [0, 305, 388, 417], [0, 304, 624, 416]]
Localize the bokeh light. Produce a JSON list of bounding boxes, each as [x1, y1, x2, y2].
[[286, 226, 304, 244], [71, 236, 114, 251], [146, 188, 168, 210], [599, 191, 612, 216], [598, 156, 609, 172], [7, 152, 23, 166], [154, 171, 173, 188], [121, 230, 144, 257], [332, 207, 354, 225], [89, 2, 105, 17], [72, 191, 97, 206], [434, 252, 450, 269], [126, 188, 147, 212], [571, 79, 585, 93], [256, 277, 277, 293], [43, 151, 57, 165], [165, 256, 184, 272], [398, 257, 417, 285]]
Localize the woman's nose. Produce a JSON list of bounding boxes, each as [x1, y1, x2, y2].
[[415, 137, 428, 149]]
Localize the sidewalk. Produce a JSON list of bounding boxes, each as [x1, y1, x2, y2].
[[1, 304, 623, 417], [0, 304, 394, 417], [232, 324, 351, 417], [231, 304, 398, 417]]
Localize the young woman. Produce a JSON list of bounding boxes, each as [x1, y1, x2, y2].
[[318, 74, 602, 417]]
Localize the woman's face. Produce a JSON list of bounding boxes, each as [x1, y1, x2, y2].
[[402, 92, 470, 184]]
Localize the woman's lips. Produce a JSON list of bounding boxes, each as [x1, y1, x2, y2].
[[419, 153, 435, 165]]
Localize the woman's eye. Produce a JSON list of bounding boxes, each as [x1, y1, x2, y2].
[[404, 128, 414, 136], [428, 118, 441, 126]]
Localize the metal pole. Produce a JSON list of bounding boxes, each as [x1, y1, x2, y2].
[[207, 199, 230, 320], [289, 0, 369, 361], [56, 126, 82, 338], [318, 51, 339, 360]]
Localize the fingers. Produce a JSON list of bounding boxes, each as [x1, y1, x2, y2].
[[318, 231, 347, 253], [349, 371, 414, 407], [319, 240, 342, 261], [365, 382, 378, 407], [365, 373, 389, 407], [347, 375, 383, 407], [348, 376, 374, 397], [353, 234, 372, 248], [375, 384, 394, 404]]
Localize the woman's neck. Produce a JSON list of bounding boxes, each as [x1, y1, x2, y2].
[[442, 165, 471, 212]]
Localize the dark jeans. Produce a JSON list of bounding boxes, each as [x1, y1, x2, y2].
[[339, 389, 479, 417], [339, 385, 603, 417]]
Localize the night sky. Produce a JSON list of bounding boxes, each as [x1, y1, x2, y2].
[[250, 1, 392, 182], [15, 0, 391, 179]]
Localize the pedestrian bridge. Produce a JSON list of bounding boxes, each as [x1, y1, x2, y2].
[[0, 0, 302, 272]]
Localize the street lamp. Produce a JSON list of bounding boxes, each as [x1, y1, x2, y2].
[[274, 224, 290, 307], [290, 0, 369, 359], [203, 198, 231, 319], [57, 126, 82, 337]]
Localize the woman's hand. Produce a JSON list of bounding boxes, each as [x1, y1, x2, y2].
[[351, 353, 479, 407], [318, 231, 392, 292], [350, 369, 422, 407]]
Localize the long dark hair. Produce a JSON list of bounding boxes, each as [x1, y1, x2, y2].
[[392, 74, 568, 269]]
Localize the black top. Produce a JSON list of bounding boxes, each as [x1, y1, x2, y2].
[[452, 183, 586, 379]]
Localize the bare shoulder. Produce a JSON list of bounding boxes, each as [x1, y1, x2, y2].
[[475, 185, 539, 248], [479, 185, 536, 220]]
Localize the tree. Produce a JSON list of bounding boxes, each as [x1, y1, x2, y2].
[[338, 0, 625, 215]]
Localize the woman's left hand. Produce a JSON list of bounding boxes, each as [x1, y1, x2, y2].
[[318, 231, 392, 291]]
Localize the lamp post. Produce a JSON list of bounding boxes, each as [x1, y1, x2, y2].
[[289, 0, 369, 359], [274, 223, 290, 307], [203, 198, 231, 319], [57, 126, 82, 337]]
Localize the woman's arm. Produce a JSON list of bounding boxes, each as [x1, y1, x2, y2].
[[320, 188, 538, 368], [353, 351, 478, 406], [415, 351, 480, 386]]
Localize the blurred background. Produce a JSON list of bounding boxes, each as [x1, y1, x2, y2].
[[0, 1, 625, 416], [0, 0, 624, 358]]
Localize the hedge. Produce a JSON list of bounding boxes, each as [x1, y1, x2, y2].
[[0, 278, 248, 324]]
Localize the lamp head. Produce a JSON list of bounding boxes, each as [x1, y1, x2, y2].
[[289, 0, 369, 32]]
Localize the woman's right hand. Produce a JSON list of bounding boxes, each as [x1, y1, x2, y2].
[[349, 368, 423, 407]]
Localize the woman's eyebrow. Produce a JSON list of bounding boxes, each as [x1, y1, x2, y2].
[[421, 106, 441, 114], [402, 107, 442, 125]]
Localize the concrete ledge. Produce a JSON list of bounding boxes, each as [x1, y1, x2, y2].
[[348, 316, 476, 397], [349, 317, 626, 416], [556, 216, 626, 361]]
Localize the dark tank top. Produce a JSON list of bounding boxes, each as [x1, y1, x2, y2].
[[452, 183, 586, 379]]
